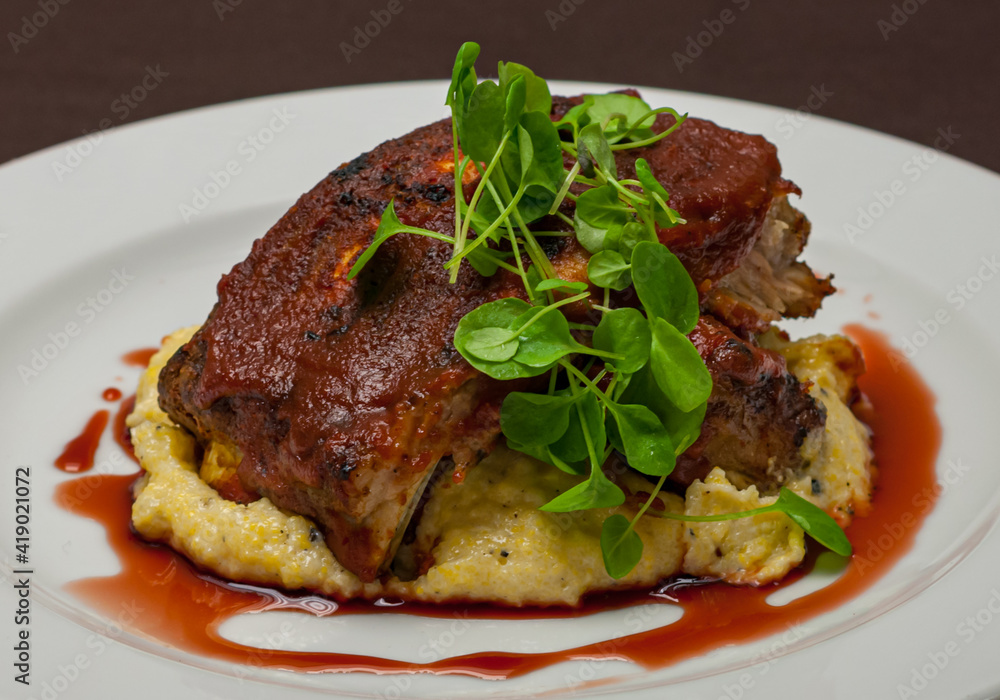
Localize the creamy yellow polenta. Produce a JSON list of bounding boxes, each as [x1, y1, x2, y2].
[[128, 327, 872, 606]]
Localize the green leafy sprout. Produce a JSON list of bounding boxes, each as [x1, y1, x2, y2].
[[348, 42, 851, 579]]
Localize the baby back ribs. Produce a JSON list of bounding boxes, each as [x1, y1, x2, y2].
[[158, 94, 831, 582]]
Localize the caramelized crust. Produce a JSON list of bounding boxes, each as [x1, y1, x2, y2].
[[673, 316, 825, 488]]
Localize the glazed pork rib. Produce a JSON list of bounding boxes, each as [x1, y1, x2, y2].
[[158, 94, 832, 582]]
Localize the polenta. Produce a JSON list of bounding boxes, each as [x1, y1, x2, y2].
[[128, 327, 872, 606]]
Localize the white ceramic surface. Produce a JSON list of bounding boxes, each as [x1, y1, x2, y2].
[[2, 81, 1000, 699]]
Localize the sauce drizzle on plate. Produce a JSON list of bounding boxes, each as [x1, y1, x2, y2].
[[55, 410, 109, 473], [121, 347, 158, 368], [54, 328, 941, 679], [112, 394, 137, 463]]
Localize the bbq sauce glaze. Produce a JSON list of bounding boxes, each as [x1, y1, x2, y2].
[[54, 326, 940, 679]]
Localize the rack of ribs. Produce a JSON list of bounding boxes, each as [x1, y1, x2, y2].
[[158, 92, 833, 583]]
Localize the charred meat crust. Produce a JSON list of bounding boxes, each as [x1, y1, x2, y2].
[[672, 316, 826, 488], [159, 93, 829, 582]]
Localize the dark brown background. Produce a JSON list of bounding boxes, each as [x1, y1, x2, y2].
[[1, 0, 996, 172]]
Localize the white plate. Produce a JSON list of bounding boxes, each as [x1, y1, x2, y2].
[[2, 81, 1000, 699]]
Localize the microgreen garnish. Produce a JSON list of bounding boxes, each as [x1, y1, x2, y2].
[[654, 487, 854, 558], [602, 482, 853, 580], [349, 41, 852, 578]]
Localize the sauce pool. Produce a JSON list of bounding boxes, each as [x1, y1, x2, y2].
[[55, 327, 941, 678]]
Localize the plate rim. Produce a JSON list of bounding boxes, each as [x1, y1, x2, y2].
[[3, 79, 1000, 699]]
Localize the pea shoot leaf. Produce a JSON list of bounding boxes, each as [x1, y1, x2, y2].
[[525, 265, 546, 305], [446, 42, 481, 152], [505, 438, 550, 465], [507, 440, 586, 476], [545, 449, 588, 476], [576, 184, 629, 229], [348, 199, 454, 279], [466, 245, 507, 276], [574, 211, 611, 254], [474, 176, 514, 230], [618, 221, 657, 262], [460, 79, 505, 164], [631, 241, 699, 334], [517, 185, 558, 223], [586, 93, 656, 143], [547, 427, 588, 465], [668, 400, 708, 455], [635, 157, 683, 227], [592, 308, 650, 375], [601, 514, 643, 579], [502, 74, 526, 132], [540, 466, 624, 513], [553, 95, 594, 140], [546, 391, 606, 467], [774, 488, 853, 556], [649, 318, 713, 413], [464, 327, 518, 362], [577, 123, 616, 178], [513, 306, 586, 368], [619, 363, 706, 455], [455, 298, 590, 378], [500, 392, 577, 447], [633, 158, 668, 199], [461, 355, 548, 381], [534, 278, 589, 294], [461, 204, 497, 241], [516, 111, 564, 192], [347, 199, 405, 279], [498, 61, 552, 115], [653, 488, 852, 558], [547, 396, 593, 464], [606, 401, 676, 477], [603, 223, 624, 252], [587, 250, 632, 290], [456, 297, 526, 329], [446, 41, 480, 112], [454, 298, 544, 379]]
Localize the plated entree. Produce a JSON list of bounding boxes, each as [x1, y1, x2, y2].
[[127, 43, 871, 606]]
